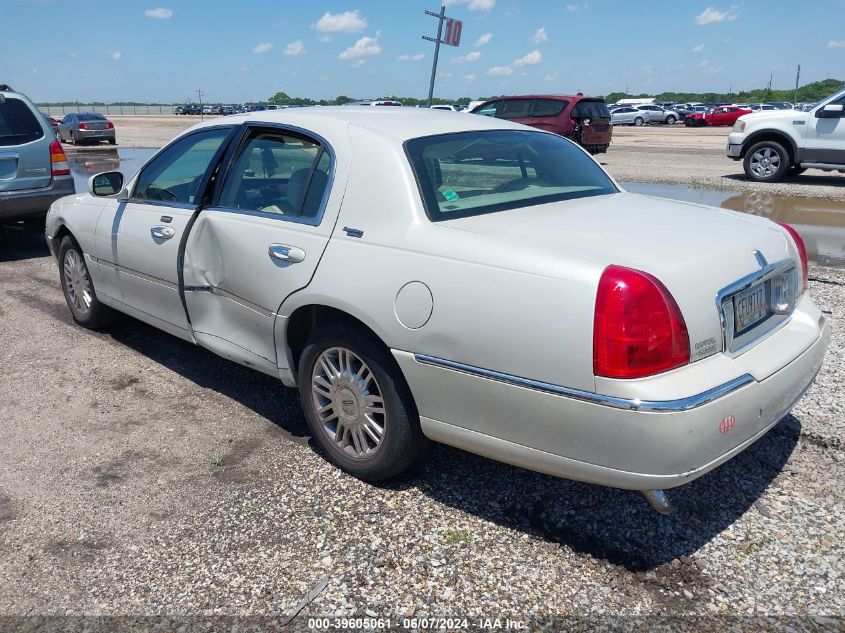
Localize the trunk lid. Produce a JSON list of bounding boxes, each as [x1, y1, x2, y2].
[[443, 192, 796, 360]]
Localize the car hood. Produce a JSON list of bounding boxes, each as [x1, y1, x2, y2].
[[441, 192, 796, 358], [740, 110, 807, 124]]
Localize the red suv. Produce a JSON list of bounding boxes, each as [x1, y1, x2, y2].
[[470, 94, 612, 154]]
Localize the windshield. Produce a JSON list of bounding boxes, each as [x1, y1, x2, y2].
[[405, 130, 618, 221]]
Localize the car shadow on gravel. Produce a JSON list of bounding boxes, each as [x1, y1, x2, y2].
[[105, 317, 310, 443], [0, 222, 50, 262], [389, 415, 800, 572]]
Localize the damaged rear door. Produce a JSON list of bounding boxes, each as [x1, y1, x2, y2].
[[181, 124, 344, 374]]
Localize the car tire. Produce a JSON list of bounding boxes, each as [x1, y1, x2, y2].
[[666, 115, 676, 125], [108, 138, 116, 145], [743, 140, 790, 182], [634, 116, 644, 126], [58, 235, 114, 329], [298, 323, 429, 482]]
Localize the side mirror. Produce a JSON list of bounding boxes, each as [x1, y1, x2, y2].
[[816, 104, 844, 118], [89, 171, 124, 197]]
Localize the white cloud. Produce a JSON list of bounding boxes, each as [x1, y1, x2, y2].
[[513, 49, 542, 66], [144, 7, 172, 19], [452, 51, 481, 63], [398, 53, 425, 61], [111, 51, 122, 61], [412, 53, 424, 60], [487, 65, 513, 75], [284, 40, 306, 56], [398, 54, 410, 61], [463, 74, 476, 82], [565, 4, 580, 11], [698, 59, 710, 68], [691, 43, 704, 52], [350, 59, 366, 68], [694, 6, 739, 25], [828, 40, 845, 49], [339, 35, 382, 59], [314, 10, 367, 33], [445, 0, 495, 12], [544, 72, 558, 81], [533, 27, 547, 44], [474, 32, 493, 46], [253, 42, 273, 54]]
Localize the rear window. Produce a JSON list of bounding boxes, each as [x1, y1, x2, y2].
[[572, 100, 610, 120], [532, 99, 568, 117], [406, 130, 617, 221], [77, 113, 106, 121], [0, 98, 44, 147]]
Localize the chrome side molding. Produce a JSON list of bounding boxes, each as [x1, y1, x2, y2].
[[413, 354, 754, 413]]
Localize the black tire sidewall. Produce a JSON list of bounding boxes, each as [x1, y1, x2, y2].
[[634, 117, 643, 126], [743, 141, 790, 182], [298, 324, 427, 481], [666, 116, 676, 124]]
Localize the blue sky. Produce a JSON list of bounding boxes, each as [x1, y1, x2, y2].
[[3, 0, 844, 103]]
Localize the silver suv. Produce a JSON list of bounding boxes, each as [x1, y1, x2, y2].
[[0, 85, 75, 222]]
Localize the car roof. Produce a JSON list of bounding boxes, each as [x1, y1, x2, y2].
[[188, 106, 529, 143]]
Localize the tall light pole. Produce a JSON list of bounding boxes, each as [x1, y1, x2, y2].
[[794, 65, 801, 105], [423, 3, 446, 108], [196, 89, 205, 120]]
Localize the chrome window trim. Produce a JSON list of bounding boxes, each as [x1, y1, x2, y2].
[[715, 258, 798, 357], [413, 354, 754, 413], [205, 122, 336, 227]]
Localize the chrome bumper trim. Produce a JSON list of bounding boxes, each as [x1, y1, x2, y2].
[[413, 354, 754, 413]]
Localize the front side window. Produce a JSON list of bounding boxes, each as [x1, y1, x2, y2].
[[0, 98, 44, 147], [218, 131, 331, 220], [406, 130, 618, 221], [474, 102, 498, 117], [133, 128, 230, 204]]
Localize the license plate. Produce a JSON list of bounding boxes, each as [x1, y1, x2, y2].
[[93, 131, 103, 136], [733, 282, 768, 333]]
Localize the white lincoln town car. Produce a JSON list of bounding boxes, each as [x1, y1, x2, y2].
[[45, 108, 829, 512]]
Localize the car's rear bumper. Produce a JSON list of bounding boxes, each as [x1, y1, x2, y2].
[[0, 177, 75, 220], [395, 302, 829, 490], [76, 129, 116, 141]]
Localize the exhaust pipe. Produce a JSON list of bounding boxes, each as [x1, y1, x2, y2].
[[641, 489, 672, 515]]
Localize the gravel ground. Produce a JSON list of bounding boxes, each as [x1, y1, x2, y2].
[[0, 220, 843, 630]]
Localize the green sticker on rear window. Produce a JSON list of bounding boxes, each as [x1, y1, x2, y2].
[[443, 187, 460, 202]]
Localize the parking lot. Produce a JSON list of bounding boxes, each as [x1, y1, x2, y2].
[[0, 208, 843, 627]]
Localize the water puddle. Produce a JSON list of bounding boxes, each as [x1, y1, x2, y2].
[[624, 182, 845, 268], [67, 151, 844, 268]]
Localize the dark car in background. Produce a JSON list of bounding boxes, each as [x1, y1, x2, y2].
[[471, 94, 613, 154], [58, 112, 116, 145], [0, 84, 74, 222]]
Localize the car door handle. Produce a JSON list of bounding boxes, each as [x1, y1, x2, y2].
[[268, 244, 306, 263], [150, 226, 176, 240]]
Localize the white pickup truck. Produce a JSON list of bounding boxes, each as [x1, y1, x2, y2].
[[726, 87, 845, 182]]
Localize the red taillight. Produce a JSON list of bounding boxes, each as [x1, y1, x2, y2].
[[78, 122, 88, 130], [775, 221, 808, 291], [105, 122, 114, 129], [593, 265, 690, 379], [49, 140, 69, 176]]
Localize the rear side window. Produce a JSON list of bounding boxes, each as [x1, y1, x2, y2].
[[0, 98, 44, 147], [498, 99, 533, 119], [531, 99, 568, 117], [77, 113, 106, 121], [572, 100, 611, 120], [218, 131, 331, 220]]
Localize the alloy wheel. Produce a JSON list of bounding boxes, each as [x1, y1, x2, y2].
[[311, 347, 386, 459], [749, 147, 781, 178], [63, 248, 93, 315]]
